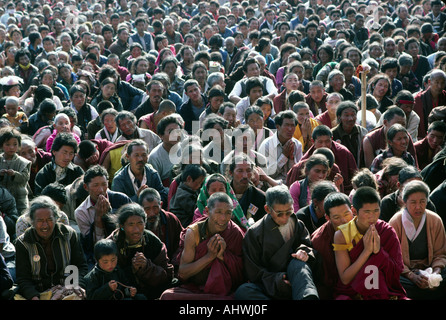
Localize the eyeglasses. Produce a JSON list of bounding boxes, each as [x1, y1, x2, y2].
[[269, 206, 294, 217]]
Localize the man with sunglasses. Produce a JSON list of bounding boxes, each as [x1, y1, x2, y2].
[[235, 185, 319, 300]]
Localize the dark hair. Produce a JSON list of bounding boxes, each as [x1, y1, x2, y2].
[[336, 100, 358, 118], [380, 57, 399, 73], [242, 57, 260, 73], [305, 154, 329, 174], [427, 120, 446, 134], [274, 110, 297, 126], [245, 106, 264, 121], [351, 168, 378, 190], [115, 110, 137, 128], [51, 132, 78, 153], [311, 180, 337, 202], [94, 239, 118, 262], [41, 182, 68, 205], [117, 203, 147, 226], [246, 77, 263, 95], [138, 187, 162, 206], [352, 186, 381, 211], [78, 140, 97, 161], [312, 125, 333, 140], [157, 114, 182, 136], [398, 166, 422, 184], [126, 139, 148, 156], [0, 127, 21, 146], [402, 180, 430, 203], [39, 98, 57, 115], [83, 164, 109, 185], [207, 192, 233, 211], [181, 164, 206, 182]]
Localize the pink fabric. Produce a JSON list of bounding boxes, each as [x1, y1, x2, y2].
[[46, 131, 81, 152]]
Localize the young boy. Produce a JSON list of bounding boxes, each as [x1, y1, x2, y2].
[[169, 164, 207, 227], [332, 186, 408, 300], [84, 239, 142, 300], [2, 96, 28, 133]]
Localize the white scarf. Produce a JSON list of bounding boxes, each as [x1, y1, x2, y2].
[[402, 208, 426, 242]]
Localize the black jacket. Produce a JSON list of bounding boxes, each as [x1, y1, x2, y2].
[[34, 160, 84, 196]]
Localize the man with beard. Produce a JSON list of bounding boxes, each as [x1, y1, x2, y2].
[[133, 80, 165, 121], [331, 101, 368, 166], [115, 111, 161, 152], [235, 185, 319, 300], [138, 188, 183, 268], [75, 165, 132, 267]]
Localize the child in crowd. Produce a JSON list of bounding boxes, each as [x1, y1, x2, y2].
[[84, 239, 143, 300], [2, 96, 28, 133]]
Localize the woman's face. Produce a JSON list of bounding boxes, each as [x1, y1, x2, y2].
[[331, 75, 344, 92], [296, 107, 310, 125], [135, 60, 149, 74], [247, 112, 263, 132], [209, 95, 224, 112], [60, 67, 71, 81], [55, 116, 71, 133], [207, 181, 226, 195], [319, 49, 330, 64], [405, 192, 427, 220], [41, 74, 54, 87], [103, 114, 117, 133], [260, 103, 272, 120], [102, 83, 116, 98], [71, 91, 86, 108], [389, 131, 409, 154], [307, 164, 328, 183]]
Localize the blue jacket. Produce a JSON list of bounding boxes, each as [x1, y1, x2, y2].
[[111, 163, 168, 204]]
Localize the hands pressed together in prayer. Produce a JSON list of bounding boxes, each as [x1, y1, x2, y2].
[[132, 252, 148, 272], [363, 224, 381, 255], [206, 234, 227, 261]]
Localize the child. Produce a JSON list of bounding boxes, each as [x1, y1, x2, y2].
[[169, 164, 207, 227], [84, 239, 143, 300], [2, 96, 28, 133], [0, 127, 31, 215]]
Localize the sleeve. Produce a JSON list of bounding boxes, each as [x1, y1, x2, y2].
[[11, 159, 31, 186], [228, 81, 242, 100], [15, 238, 41, 299], [135, 241, 174, 287]]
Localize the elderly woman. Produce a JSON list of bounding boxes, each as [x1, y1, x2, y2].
[[389, 180, 446, 300], [15, 195, 88, 300], [45, 112, 81, 152], [326, 69, 354, 102], [370, 124, 416, 174]]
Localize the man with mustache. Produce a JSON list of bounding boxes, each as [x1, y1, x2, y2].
[[111, 139, 168, 205], [75, 165, 132, 268], [235, 185, 319, 300], [228, 154, 266, 230], [133, 80, 165, 121], [160, 192, 244, 300]]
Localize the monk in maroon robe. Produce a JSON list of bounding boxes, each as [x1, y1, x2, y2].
[[332, 186, 407, 300], [160, 193, 244, 300]]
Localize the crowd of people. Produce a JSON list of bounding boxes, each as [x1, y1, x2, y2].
[[0, 0, 446, 302]]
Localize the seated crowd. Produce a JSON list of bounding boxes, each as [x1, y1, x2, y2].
[[1, 0, 446, 302]]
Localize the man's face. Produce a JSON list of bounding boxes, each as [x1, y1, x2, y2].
[[186, 84, 201, 102], [122, 215, 145, 245], [149, 84, 164, 104], [142, 198, 161, 226], [277, 118, 296, 142], [33, 208, 56, 240], [245, 62, 260, 78], [327, 204, 354, 230], [427, 129, 445, 150], [127, 145, 148, 171], [43, 40, 55, 52], [84, 175, 108, 203], [313, 135, 332, 149], [161, 122, 181, 146], [53, 145, 75, 168], [340, 108, 357, 132], [307, 27, 317, 38], [248, 86, 263, 103], [206, 201, 232, 233], [267, 202, 293, 226], [231, 162, 253, 188], [430, 77, 446, 95], [310, 85, 324, 102], [352, 202, 380, 231], [118, 117, 136, 137], [118, 29, 129, 42]]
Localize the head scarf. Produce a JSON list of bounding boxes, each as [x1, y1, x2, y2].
[[196, 173, 251, 229]]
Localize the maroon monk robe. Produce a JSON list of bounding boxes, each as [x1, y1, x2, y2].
[[334, 219, 408, 300], [311, 221, 338, 300], [164, 218, 244, 299]]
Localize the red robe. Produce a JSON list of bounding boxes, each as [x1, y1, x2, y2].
[[334, 219, 408, 300], [162, 218, 244, 300]]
